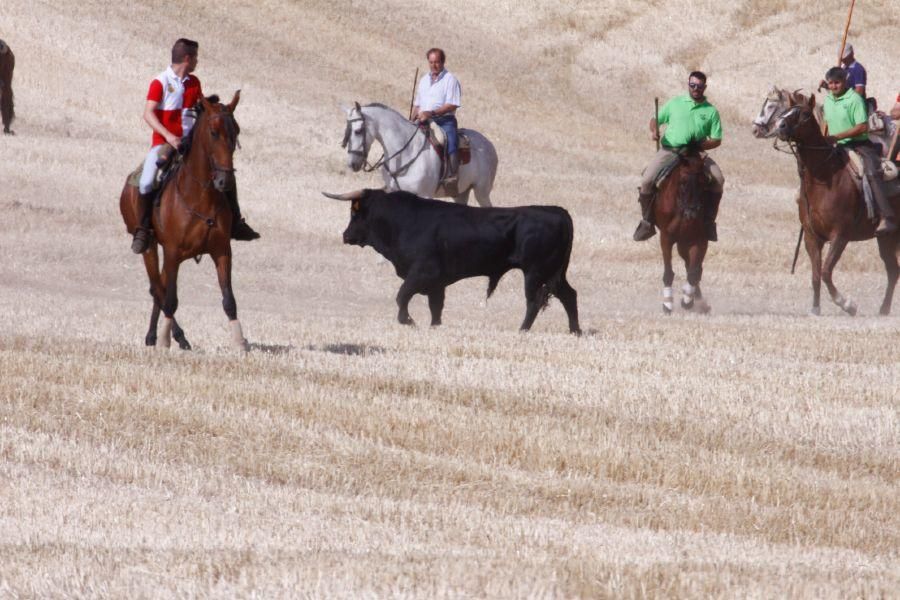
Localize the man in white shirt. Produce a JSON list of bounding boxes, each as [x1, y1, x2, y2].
[[411, 48, 462, 184]]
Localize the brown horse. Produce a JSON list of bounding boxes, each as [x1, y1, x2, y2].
[[655, 152, 713, 314], [119, 91, 250, 350], [0, 39, 14, 134], [768, 94, 899, 316]]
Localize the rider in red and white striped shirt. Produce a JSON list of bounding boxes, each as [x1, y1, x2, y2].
[[131, 39, 259, 254]]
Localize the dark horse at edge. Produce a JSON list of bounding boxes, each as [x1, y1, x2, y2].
[[119, 91, 250, 350], [0, 39, 14, 134], [655, 151, 714, 314]]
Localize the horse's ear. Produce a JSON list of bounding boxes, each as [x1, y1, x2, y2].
[[807, 94, 816, 109], [354, 101, 361, 112], [200, 95, 213, 112], [227, 89, 241, 112]]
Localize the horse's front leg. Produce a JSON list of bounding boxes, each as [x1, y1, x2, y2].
[[157, 249, 183, 349], [803, 230, 824, 315], [660, 233, 675, 314], [212, 249, 248, 351], [681, 241, 710, 313], [822, 237, 856, 315], [877, 236, 899, 315]]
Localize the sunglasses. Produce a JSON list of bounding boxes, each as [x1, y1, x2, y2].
[[688, 82, 706, 90]]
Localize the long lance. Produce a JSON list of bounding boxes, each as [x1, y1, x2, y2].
[[837, 0, 856, 66], [408, 67, 419, 120]]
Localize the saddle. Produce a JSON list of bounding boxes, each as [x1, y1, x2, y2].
[[843, 147, 900, 219], [423, 121, 471, 179], [126, 144, 179, 201]]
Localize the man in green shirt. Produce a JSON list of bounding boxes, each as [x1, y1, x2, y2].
[[634, 71, 725, 242], [823, 66, 896, 235]]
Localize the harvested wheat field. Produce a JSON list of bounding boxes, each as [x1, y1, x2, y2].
[[1, 1, 898, 597]]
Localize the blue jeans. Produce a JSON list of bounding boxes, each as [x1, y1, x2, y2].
[[432, 114, 458, 155]]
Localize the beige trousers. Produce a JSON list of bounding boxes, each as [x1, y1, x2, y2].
[[639, 147, 724, 195]]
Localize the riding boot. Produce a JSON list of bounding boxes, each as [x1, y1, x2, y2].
[[871, 179, 898, 236], [226, 188, 261, 241], [705, 190, 723, 242], [442, 153, 459, 196], [131, 191, 155, 254], [633, 190, 656, 241]]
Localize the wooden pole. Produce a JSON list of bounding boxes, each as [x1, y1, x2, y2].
[[654, 97, 660, 151], [408, 68, 419, 120], [837, 0, 856, 66]]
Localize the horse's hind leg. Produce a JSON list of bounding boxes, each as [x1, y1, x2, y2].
[[804, 231, 824, 315], [144, 244, 191, 349], [453, 188, 471, 206], [660, 234, 675, 314], [877, 236, 899, 315], [473, 185, 492, 208], [822, 237, 856, 315]]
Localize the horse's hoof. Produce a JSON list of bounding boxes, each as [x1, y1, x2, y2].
[[879, 306, 891, 316], [176, 338, 192, 351], [663, 303, 673, 315], [695, 300, 711, 315], [809, 306, 821, 316], [681, 298, 694, 310], [845, 302, 858, 317], [145, 336, 157, 347]]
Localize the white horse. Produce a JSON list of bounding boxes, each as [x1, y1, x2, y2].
[[341, 102, 498, 207]]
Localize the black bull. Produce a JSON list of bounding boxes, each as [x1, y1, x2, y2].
[[323, 189, 581, 334]]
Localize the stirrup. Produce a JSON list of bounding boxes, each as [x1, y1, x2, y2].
[[232, 218, 260, 241], [633, 220, 656, 241]]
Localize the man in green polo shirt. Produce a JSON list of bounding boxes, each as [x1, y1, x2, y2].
[[634, 71, 725, 242], [822, 66, 896, 235]]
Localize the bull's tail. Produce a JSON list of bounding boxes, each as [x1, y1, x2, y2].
[[537, 210, 575, 312]]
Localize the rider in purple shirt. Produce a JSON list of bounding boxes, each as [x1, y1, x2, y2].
[[842, 44, 867, 98]]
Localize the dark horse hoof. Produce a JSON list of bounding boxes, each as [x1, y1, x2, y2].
[[173, 332, 192, 350], [681, 298, 694, 310], [145, 334, 157, 346]]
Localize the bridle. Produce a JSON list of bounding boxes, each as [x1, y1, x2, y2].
[[341, 108, 430, 185]]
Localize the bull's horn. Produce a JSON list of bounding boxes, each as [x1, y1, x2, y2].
[[322, 190, 364, 201]]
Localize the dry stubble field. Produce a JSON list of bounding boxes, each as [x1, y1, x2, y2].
[[1, 1, 898, 597]]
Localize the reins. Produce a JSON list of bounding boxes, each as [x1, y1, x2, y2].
[[343, 108, 433, 187]]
